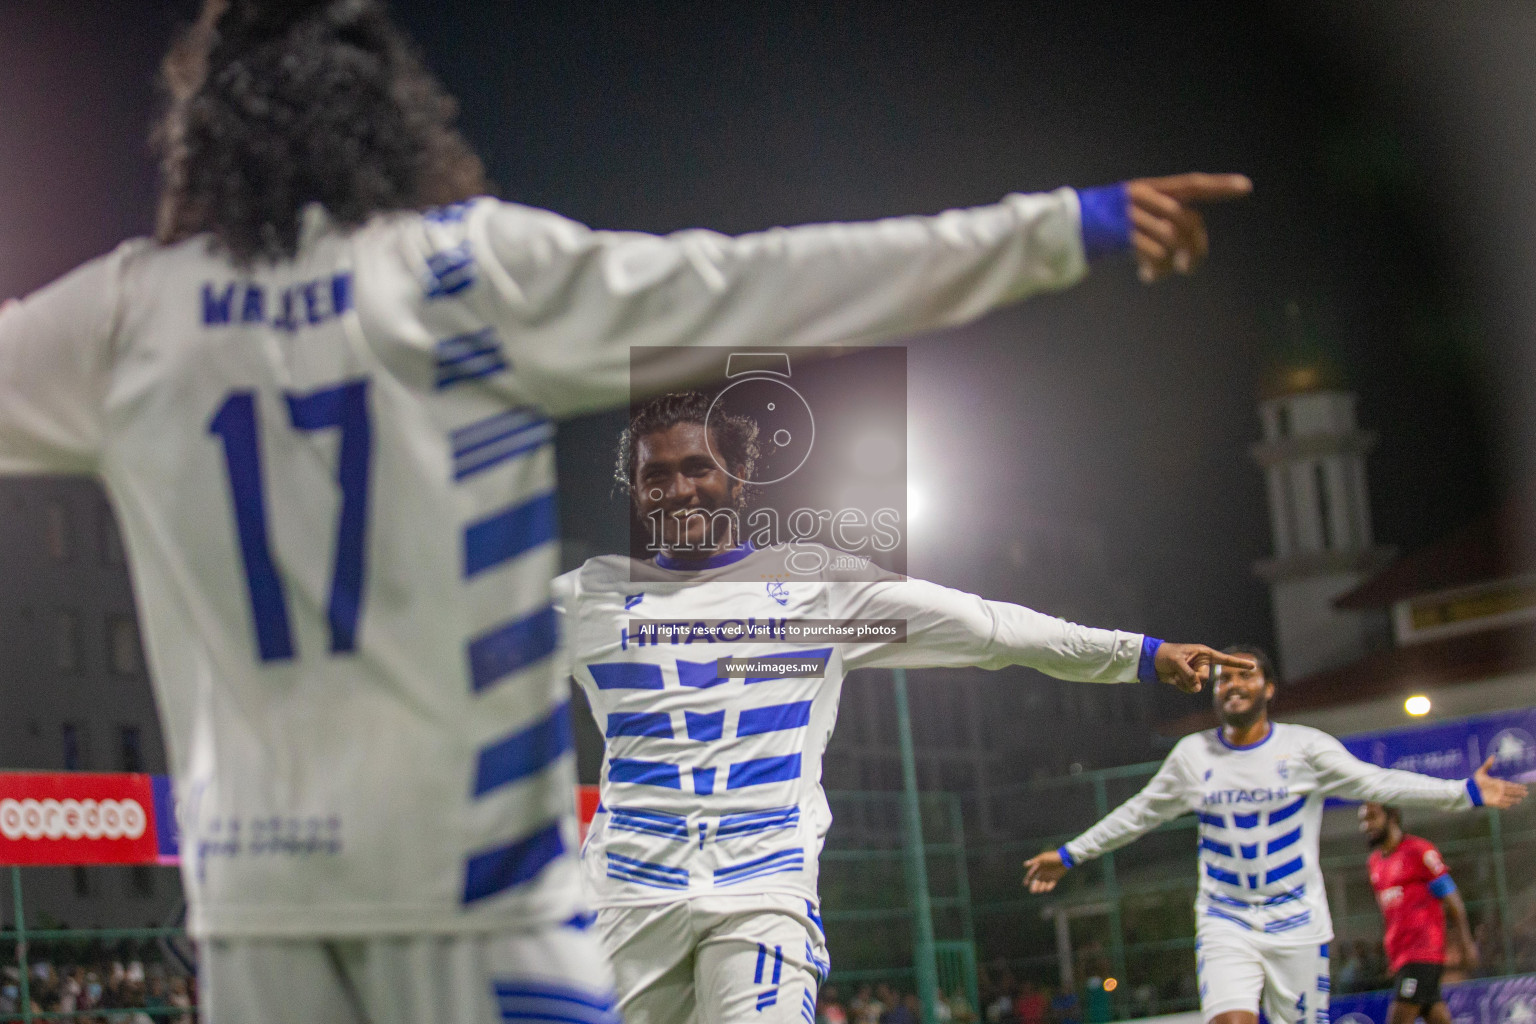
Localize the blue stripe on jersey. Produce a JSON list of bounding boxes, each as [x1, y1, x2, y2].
[[1204, 890, 1249, 909], [1199, 838, 1233, 857], [807, 900, 824, 935], [1198, 813, 1225, 828], [606, 852, 689, 889], [693, 767, 717, 795], [1265, 856, 1304, 885], [605, 712, 674, 739], [1203, 906, 1253, 930], [589, 662, 665, 689], [1204, 862, 1242, 887], [717, 806, 800, 839], [1232, 812, 1260, 828], [805, 940, 830, 984], [464, 493, 558, 577], [1317, 976, 1331, 993], [452, 411, 554, 481], [468, 606, 558, 692], [1269, 795, 1306, 824], [462, 821, 564, 904], [434, 327, 505, 387], [686, 710, 725, 742], [727, 754, 803, 789], [609, 759, 682, 789], [738, 700, 814, 737], [1241, 843, 1259, 860], [1264, 911, 1312, 934], [714, 847, 804, 885], [474, 701, 573, 796], [608, 807, 688, 841], [1265, 885, 1305, 906], [744, 649, 833, 683], [493, 979, 620, 1024], [803, 990, 818, 1024], [424, 244, 477, 299], [1267, 826, 1303, 855], [677, 659, 729, 689]]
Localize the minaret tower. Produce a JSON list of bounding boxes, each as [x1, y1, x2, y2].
[[1251, 346, 1394, 680]]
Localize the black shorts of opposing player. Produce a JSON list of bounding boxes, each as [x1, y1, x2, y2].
[[1393, 963, 1444, 1009]]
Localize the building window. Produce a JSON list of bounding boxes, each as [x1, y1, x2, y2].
[[46, 501, 72, 561], [62, 722, 89, 770], [54, 610, 82, 673], [107, 616, 142, 676], [119, 726, 144, 773], [98, 502, 125, 566], [128, 866, 156, 898]]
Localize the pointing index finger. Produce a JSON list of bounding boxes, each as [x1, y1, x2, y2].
[[1140, 173, 1253, 204]]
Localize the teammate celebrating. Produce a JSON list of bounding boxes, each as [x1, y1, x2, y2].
[[1023, 649, 1526, 1024], [1361, 803, 1476, 1024], [0, 0, 1248, 1019], [552, 392, 1256, 1024]]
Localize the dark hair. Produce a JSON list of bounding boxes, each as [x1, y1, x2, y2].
[[1380, 804, 1402, 824], [614, 391, 760, 508], [1222, 644, 1279, 688], [154, 0, 490, 265]]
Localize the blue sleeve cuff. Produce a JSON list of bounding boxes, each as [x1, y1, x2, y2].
[[1138, 636, 1164, 684], [1466, 776, 1484, 807], [1078, 182, 1131, 258], [1428, 874, 1457, 899], [1057, 845, 1076, 869]]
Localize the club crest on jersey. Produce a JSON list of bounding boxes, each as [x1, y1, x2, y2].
[[1275, 759, 1290, 780], [625, 593, 645, 610], [767, 581, 790, 606]]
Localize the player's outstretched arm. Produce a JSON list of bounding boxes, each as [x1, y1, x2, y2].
[[836, 576, 1253, 694], [1020, 745, 1197, 894], [478, 173, 1249, 415], [1312, 735, 1529, 811]]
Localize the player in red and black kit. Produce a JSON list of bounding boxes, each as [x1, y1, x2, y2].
[[1361, 803, 1477, 1024]]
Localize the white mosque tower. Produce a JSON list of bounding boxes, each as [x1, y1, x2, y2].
[[1251, 326, 1395, 680]]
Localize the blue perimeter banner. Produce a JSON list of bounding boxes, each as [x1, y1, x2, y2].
[[1331, 973, 1536, 1024], [1340, 707, 1536, 785]]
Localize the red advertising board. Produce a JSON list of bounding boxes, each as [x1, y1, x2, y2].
[[0, 773, 161, 866]]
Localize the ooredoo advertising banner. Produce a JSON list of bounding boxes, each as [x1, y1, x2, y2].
[[0, 773, 170, 866]]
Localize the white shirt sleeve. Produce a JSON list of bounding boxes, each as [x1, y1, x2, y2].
[[469, 190, 1089, 417], [1064, 741, 1198, 864], [835, 576, 1142, 680], [1304, 729, 1473, 810], [0, 244, 133, 475]]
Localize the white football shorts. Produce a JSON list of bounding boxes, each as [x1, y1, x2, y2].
[[200, 920, 616, 1024], [1196, 921, 1331, 1024], [596, 893, 830, 1024]]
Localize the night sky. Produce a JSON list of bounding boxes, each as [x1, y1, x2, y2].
[[2, 1, 1527, 723]]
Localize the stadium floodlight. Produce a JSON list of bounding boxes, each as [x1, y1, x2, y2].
[[1404, 695, 1432, 716]]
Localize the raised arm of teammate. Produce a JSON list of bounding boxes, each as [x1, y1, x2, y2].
[[462, 173, 1250, 415], [832, 575, 1254, 692], [1022, 743, 1200, 893]]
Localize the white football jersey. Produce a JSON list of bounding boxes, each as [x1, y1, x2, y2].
[[555, 544, 1145, 908], [1063, 722, 1477, 943], [0, 190, 1091, 937]]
